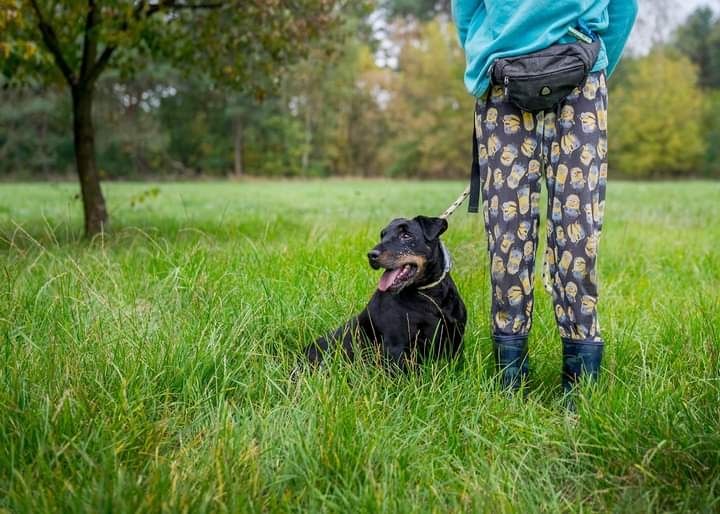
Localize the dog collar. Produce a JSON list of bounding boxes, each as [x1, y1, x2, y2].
[[418, 241, 452, 290]]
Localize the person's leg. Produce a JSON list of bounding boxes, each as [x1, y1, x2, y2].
[[475, 86, 543, 390], [544, 71, 608, 392]]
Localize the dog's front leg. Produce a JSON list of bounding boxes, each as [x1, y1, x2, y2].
[[291, 310, 372, 380], [306, 320, 358, 365]]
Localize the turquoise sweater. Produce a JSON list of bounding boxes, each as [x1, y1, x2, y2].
[[451, 0, 638, 96]]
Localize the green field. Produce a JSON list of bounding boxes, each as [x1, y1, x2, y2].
[[1, 180, 719, 513]]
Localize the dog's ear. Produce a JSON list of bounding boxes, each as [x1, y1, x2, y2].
[[414, 216, 448, 241]]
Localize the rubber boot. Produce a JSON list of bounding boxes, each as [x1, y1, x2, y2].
[[562, 338, 604, 393], [493, 334, 529, 391]]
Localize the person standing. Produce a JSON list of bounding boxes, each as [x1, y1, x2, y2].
[[451, 0, 638, 392]]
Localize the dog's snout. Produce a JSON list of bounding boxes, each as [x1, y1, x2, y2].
[[368, 248, 383, 269], [367, 249, 381, 261]]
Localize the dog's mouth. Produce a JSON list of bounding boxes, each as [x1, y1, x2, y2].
[[378, 263, 418, 292]]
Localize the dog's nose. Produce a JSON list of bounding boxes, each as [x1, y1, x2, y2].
[[367, 249, 381, 261]]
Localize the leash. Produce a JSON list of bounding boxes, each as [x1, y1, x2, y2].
[[417, 241, 452, 290], [416, 244, 453, 336], [417, 290, 451, 339], [438, 185, 471, 220], [423, 122, 477, 288], [417, 270, 446, 290], [441, 119, 555, 298], [439, 122, 481, 220]]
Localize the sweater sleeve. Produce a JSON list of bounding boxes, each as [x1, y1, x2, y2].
[[451, 0, 484, 48], [602, 0, 639, 76]]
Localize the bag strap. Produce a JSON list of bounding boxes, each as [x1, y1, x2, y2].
[[468, 121, 480, 213]]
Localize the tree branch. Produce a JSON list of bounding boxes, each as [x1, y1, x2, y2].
[[28, 0, 76, 85], [86, 45, 115, 85], [165, 2, 223, 9], [83, 0, 224, 86], [79, 0, 99, 82], [143, 1, 224, 15]]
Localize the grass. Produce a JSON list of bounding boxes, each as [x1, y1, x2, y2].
[[1, 179, 719, 513]]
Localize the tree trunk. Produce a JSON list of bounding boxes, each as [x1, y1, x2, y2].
[[40, 110, 50, 177], [301, 100, 312, 176], [71, 84, 108, 236], [233, 116, 244, 177]]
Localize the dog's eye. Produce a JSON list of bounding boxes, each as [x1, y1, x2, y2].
[[399, 232, 413, 241]]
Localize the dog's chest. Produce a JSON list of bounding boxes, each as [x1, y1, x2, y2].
[[369, 292, 450, 333]]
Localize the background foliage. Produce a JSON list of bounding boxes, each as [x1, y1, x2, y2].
[[1, 2, 719, 180]]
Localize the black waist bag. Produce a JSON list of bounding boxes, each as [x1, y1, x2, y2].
[[490, 37, 601, 112], [468, 37, 601, 213]]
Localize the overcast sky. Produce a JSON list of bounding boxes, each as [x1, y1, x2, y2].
[[371, 0, 720, 67], [677, 0, 720, 16], [628, 0, 720, 53]]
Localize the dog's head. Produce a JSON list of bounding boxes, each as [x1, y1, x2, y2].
[[367, 216, 448, 293]]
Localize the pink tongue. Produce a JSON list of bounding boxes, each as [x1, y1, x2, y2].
[[378, 268, 402, 292]]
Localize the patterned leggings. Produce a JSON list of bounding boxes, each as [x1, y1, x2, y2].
[[475, 71, 607, 342]]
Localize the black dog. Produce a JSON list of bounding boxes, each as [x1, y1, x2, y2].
[[299, 215, 466, 372]]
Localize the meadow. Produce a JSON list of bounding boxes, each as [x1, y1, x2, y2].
[[1, 180, 719, 513]]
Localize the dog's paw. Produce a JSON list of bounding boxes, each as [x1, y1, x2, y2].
[[289, 360, 326, 383], [289, 364, 304, 383]]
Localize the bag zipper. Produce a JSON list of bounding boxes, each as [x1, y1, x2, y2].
[[503, 62, 585, 83], [497, 40, 596, 66]]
